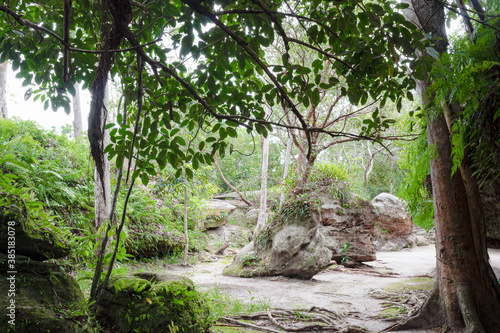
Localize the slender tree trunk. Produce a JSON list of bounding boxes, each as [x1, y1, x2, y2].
[[0, 62, 8, 119], [213, 153, 253, 206], [279, 130, 293, 209], [254, 118, 270, 238], [94, 82, 111, 230], [392, 1, 500, 331], [72, 82, 82, 139], [182, 185, 189, 266]]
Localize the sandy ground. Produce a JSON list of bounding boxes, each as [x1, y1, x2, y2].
[[169, 245, 500, 332]]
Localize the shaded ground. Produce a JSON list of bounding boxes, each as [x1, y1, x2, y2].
[[169, 243, 500, 332]]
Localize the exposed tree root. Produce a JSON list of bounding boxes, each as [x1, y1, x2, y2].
[[220, 307, 368, 332], [382, 288, 444, 332]]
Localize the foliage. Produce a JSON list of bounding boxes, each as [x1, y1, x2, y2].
[[398, 131, 434, 230], [427, 24, 500, 182]]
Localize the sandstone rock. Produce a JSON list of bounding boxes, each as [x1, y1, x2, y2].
[[415, 235, 430, 246], [318, 194, 378, 262], [0, 193, 69, 261], [245, 208, 260, 225], [98, 272, 211, 332], [0, 254, 84, 332], [203, 199, 237, 229], [125, 224, 185, 257], [372, 193, 413, 236]]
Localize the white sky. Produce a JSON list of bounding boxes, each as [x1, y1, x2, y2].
[[6, 64, 91, 131]]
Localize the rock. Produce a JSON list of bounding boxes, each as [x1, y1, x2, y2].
[[125, 223, 185, 257], [372, 193, 413, 236], [319, 194, 378, 262], [245, 208, 260, 225], [203, 199, 237, 229], [0, 254, 85, 332], [204, 224, 253, 251], [415, 235, 430, 246], [0, 192, 69, 260], [98, 272, 212, 332], [223, 194, 333, 279]]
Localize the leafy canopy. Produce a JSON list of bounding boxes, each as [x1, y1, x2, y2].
[[0, 0, 433, 182]]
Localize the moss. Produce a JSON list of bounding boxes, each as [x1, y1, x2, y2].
[[384, 277, 434, 292], [99, 272, 213, 332]]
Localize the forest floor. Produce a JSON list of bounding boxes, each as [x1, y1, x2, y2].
[[165, 235, 500, 333]]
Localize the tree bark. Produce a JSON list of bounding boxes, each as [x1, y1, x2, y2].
[[254, 118, 270, 238], [94, 82, 111, 229], [279, 130, 293, 209], [392, 1, 500, 331], [72, 82, 82, 139], [213, 153, 253, 207], [0, 62, 7, 119], [182, 185, 189, 266]]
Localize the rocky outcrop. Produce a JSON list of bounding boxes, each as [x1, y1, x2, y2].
[[318, 193, 378, 262], [0, 254, 84, 333], [0, 192, 70, 260], [203, 199, 237, 229], [125, 223, 185, 257], [223, 195, 332, 279], [97, 272, 212, 332]]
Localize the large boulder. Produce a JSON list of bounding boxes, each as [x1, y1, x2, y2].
[[371, 193, 415, 251], [318, 193, 378, 262], [0, 192, 70, 261], [203, 199, 237, 229], [0, 254, 85, 332], [372, 193, 413, 236], [97, 272, 212, 332], [223, 196, 333, 279]]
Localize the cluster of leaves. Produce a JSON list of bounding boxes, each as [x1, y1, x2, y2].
[[307, 162, 352, 202]]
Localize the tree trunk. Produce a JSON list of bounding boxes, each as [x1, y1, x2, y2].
[[94, 82, 111, 230], [254, 122, 270, 238], [72, 82, 82, 139], [182, 185, 189, 266], [0, 62, 7, 119], [214, 153, 253, 206], [392, 1, 500, 331], [279, 130, 293, 209]]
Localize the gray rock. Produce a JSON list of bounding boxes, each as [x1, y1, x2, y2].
[[0, 192, 70, 260], [0, 254, 84, 332], [203, 199, 237, 229], [372, 193, 413, 236], [97, 272, 211, 333], [245, 208, 260, 225]]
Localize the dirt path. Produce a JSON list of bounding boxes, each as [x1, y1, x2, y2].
[[169, 245, 500, 332]]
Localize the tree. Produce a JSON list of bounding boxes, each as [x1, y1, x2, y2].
[[390, 1, 500, 331], [72, 82, 82, 139], [0, 62, 7, 119]]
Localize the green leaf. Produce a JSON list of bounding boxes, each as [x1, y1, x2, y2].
[[141, 173, 149, 186]]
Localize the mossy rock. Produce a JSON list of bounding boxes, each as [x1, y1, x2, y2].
[[0, 192, 69, 260], [98, 272, 212, 332], [0, 254, 85, 333]]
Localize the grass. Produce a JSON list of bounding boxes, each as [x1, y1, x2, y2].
[[203, 284, 271, 318]]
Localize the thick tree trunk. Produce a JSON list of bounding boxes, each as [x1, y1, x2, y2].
[[0, 62, 7, 119], [72, 82, 82, 139], [392, 1, 500, 331]]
